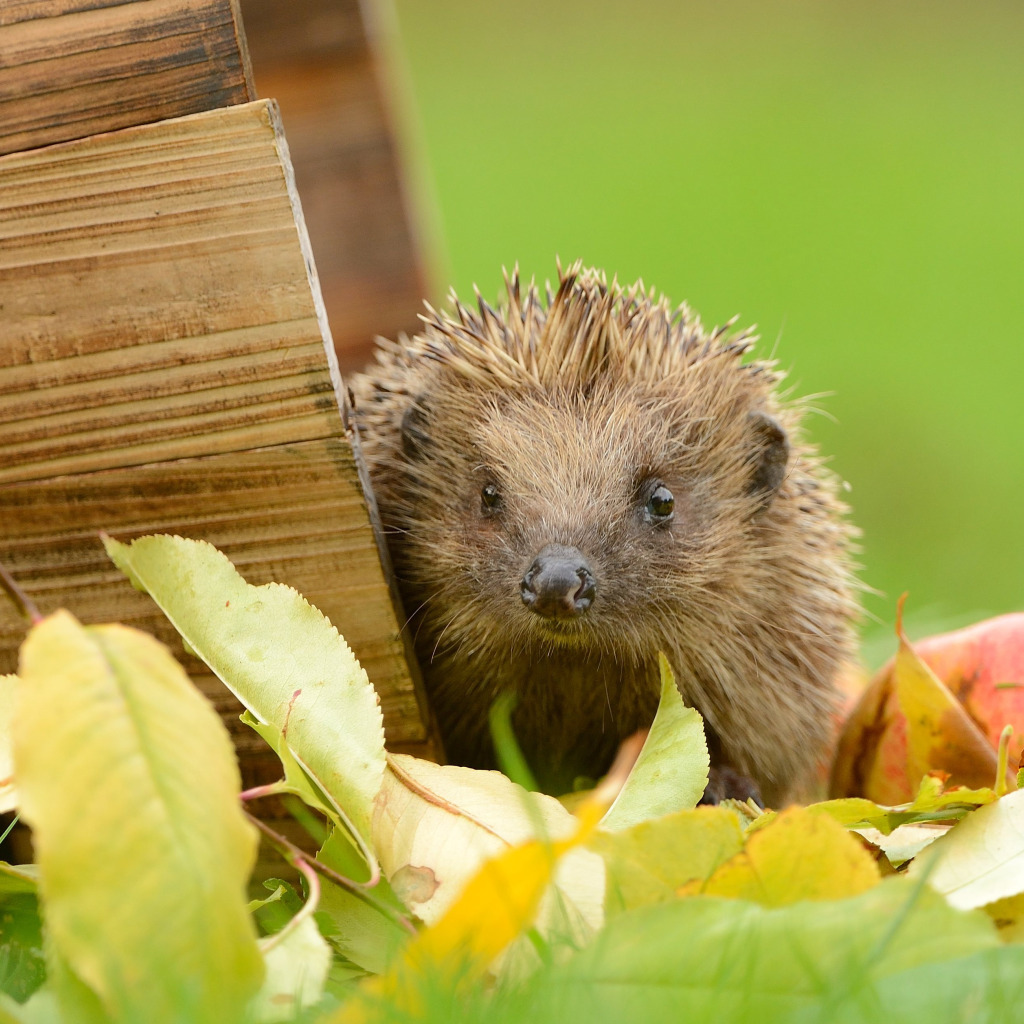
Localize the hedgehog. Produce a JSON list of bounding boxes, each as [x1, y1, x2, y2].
[[349, 263, 857, 805]]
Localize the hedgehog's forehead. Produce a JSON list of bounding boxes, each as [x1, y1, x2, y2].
[[463, 384, 673, 475]]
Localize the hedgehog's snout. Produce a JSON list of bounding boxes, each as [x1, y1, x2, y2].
[[520, 544, 596, 620]]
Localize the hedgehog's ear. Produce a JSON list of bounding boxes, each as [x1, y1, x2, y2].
[[400, 397, 430, 461], [746, 411, 790, 510]]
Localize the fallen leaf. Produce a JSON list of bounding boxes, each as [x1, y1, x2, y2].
[[693, 806, 881, 905]]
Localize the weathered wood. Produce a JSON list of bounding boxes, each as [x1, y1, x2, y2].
[[0, 440, 434, 754], [0, 0, 254, 156], [238, 0, 364, 62], [0, 101, 339, 483], [240, 0, 428, 371], [0, 99, 438, 773]]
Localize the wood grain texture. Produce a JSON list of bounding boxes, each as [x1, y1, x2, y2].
[[0, 100, 342, 483], [0, 98, 437, 773], [0, 440, 434, 753], [0, 0, 254, 156], [240, 0, 428, 371]]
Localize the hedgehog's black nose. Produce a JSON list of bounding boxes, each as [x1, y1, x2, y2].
[[521, 544, 596, 620]]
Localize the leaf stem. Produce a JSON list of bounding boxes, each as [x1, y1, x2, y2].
[[243, 810, 417, 935], [0, 563, 41, 625], [995, 724, 1014, 797], [240, 782, 290, 802]]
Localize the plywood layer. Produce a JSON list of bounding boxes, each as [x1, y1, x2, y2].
[[0, 0, 254, 156]]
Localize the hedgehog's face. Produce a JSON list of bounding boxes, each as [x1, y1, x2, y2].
[[394, 373, 792, 663]]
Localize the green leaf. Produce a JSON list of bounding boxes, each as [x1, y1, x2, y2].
[[14, 610, 263, 1024], [599, 654, 709, 831], [0, 867, 36, 897], [814, 773, 996, 834], [530, 877, 1009, 1023], [591, 806, 743, 914], [104, 534, 386, 856], [0, 989, 54, 1024], [315, 829, 409, 975], [909, 788, 1024, 910], [0, 893, 44, 1003], [251, 880, 303, 936]]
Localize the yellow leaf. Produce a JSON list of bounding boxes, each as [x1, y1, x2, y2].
[[0, 675, 16, 813], [592, 806, 744, 913], [694, 806, 881, 906], [893, 597, 1005, 792], [414, 798, 605, 968], [984, 892, 1024, 944], [331, 796, 609, 1023], [15, 611, 262, 1023], [104, 534, 386, 853]]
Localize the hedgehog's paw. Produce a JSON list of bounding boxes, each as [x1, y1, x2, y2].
[[700, 765, 764, 807]]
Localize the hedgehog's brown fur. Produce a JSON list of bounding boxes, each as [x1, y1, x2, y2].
[[350, 263, 857, 804]]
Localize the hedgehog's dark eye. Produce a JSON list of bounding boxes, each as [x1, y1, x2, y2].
[[481, 483, 501, 513], [645, 484, 675, 523]]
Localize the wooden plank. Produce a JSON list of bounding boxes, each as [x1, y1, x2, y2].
[[0, 97, 437, 773], [240, 0, 428, 371], [0, 0, 254, 156], [238, 0, 364, 63], [0, 440, 435, 755], [0, 100, 344, 483]]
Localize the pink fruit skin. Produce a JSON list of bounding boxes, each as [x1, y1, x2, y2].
[[911, 613, 1024, 769]]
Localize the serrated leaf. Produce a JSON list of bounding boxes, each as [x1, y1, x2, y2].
[[909, 788, 1024, 910], [0, 677, 17, 814], [693, 806, 881, 905], [104, 534, 386, 856], [14, 611, 263, 1024], [599, 654, 709, 831], [591, 806, 743, 914]]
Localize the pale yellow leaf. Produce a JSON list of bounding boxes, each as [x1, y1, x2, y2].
[[375, 755, 604, 934], [0, 675, 16, 813], [600, 654, 709, 831], [14, 611, 262, 1024], [104, 534, 386, 853], [910, 788, 1024, 910]]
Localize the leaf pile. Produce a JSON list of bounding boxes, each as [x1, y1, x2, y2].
[[0, 536, 1022, 1023]]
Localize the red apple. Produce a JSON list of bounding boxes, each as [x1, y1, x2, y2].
[[829, 605, 1023, 802]]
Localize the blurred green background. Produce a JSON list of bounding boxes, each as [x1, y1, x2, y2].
[[389, 0, 1024, 664]]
